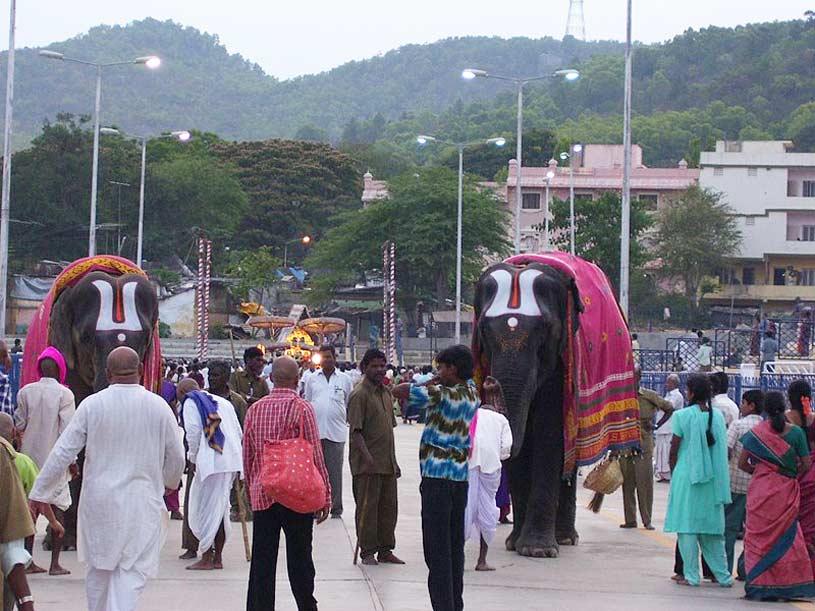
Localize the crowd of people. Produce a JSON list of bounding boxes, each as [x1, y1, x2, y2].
[[622, 368, 815, 601], [0, 341, 516, 611]]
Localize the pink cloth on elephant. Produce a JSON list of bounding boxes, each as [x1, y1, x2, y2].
[[21, 255, 162, 394], [473, 251, 640, 477], [36, 346, 67, 385]]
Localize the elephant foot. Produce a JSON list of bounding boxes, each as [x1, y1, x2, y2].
[[505, 530, 520, 552], [556, 531, 579, 546], [515, 534, 559, 558]]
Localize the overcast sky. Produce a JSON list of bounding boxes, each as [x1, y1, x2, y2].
[[0, 1, 809, 79]]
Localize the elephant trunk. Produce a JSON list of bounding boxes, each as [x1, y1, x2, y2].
[[491, 360, 540, 459]]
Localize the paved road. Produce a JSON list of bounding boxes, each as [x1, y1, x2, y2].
[[27, 422, 815, 610]]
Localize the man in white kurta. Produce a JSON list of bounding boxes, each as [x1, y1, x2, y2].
[[28, 347, 185, 611], [655, 374, 684, 482], [181, 387, 243, 571]]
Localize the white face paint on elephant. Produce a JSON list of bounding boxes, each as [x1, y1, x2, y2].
[[92, 280, 144, 332], [483, 268, 543, 319]]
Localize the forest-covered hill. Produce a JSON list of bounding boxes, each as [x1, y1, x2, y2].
[[2, 16, 813, 150]]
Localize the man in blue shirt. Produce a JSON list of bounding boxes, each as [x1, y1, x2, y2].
[[393, 345, 479, 611]]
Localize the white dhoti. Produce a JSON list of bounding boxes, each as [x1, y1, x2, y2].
[[464, 467, 502, 545], [654, 435, 672, 481], [86, 564, 148, 611], [188, 471, 235, 552]]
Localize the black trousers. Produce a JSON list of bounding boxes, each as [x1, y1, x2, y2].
[[247, 504, 318, 611], [421, 477, 468, 611]]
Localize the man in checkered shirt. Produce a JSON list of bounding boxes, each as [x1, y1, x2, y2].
[[0, 341, 13, 417], [724, 389, 764, 577], [243, 356, 331, 611]]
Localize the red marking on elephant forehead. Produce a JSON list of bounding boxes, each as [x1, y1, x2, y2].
[[509, 269, 521, 309]]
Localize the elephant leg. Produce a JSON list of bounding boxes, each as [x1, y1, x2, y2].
[[555, 472, 579, 545], [515, 381, 563, 558], [505, 441, 532, 552]]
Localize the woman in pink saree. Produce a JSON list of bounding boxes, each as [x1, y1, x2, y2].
[[740, 391, 815, 601], [788, 380, 815, 575]]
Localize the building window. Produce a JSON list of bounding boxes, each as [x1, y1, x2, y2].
[[802, 269, 815, 287], [803, 225, 815, 241], [717, 267, 737, 285], [637, 194, 659, 211], [521, 193, 541, 210], [713, 167, 723, 176], [804, 181, 815, 197], [725, 141, 743, 153], [748, 168, 758, 177], [742, 267, 755, 285], [745, 217, 755, 226]]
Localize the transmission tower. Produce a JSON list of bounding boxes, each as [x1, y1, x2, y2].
[[565, 0, 586, 41]]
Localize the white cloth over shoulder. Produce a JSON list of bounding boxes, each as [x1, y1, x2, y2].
[[711, 394, 739, 428], [183, 393, 243, 552], [469, 409, 512, 474], [29, 384, 185, 577]]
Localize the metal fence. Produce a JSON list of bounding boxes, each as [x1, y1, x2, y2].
[[714, 321, 815, 365], [664, 337, 726, 371], [640, 371, 815, 404]]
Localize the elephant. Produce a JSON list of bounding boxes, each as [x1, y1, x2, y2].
[[48, 271, 159, 402], [473, 261, 581, 558]]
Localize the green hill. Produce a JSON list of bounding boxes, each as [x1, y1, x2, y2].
[[1, 17, 813, 150]]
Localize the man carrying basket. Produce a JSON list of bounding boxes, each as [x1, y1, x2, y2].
[[242, 356, 331, 611]]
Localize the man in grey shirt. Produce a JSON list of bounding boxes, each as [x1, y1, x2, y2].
[[760, 330, 778, 372]]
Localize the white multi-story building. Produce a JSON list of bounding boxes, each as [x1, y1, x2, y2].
[[700, 140, 815, 308]]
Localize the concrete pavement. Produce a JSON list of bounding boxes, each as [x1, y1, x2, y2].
[[26, 422, 815, 610]]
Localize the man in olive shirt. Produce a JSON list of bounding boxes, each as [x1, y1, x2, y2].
[[229, 347, 269, 408], [619, 367, 673, 530], [347, 349, 403, 566]]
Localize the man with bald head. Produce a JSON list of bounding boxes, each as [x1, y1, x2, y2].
[[29, 346, 185, 611], [244, 356, 331, 611]]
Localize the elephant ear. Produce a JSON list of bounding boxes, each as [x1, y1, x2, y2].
[[49, 294, 77, 371], [558, 277, 582, 359]]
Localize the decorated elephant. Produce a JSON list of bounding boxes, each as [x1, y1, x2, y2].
[[21, 255, 162, 549], [473, 251, 640, 558], [21, 255, 162, 402]]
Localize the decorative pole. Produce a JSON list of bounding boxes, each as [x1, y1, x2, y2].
[[196, 237, 205, 359], [389, 240, 397, 364], [382, 242, 390, 357], [203, 238, 211, 359]]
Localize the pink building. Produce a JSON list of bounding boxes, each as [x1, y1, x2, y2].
[[506, 144, 700, 253]]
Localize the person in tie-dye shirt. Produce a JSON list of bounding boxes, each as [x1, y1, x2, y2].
[[393, 345, 479, 611]]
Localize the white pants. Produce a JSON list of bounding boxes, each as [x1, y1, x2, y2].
[[464, 467, 502, 545], [188, 471, 234, 552], [654, 435, 672, 480], [85, 565, 147, 611]]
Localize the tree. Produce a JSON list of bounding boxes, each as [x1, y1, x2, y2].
[[225, 246, 281, 304], [542, 191, 653, 289], [653, 186, 741, 319], [305, 167, 511, 311]]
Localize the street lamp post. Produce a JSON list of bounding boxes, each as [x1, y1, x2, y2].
[[283, 235, 311, 269], [0, 0, 16, 335], [39, 50, 161, 257], [100, 128, 190, 266], [560, 144, 583, 256], [417, 135, 506, 343], [619, 0, 634, 318], [463, 68, 579, 255], [543, 170, 554, 250]]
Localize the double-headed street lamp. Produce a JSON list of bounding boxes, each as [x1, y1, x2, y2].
[[100, 128, 191, 266], [39, 50, 161, 257], [559, 144, 583, 256], [416, 134, 506, 343], [543, 169, 555, 250], [462, 67, 580, 255]]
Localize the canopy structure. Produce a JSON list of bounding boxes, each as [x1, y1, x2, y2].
[[247, 315, 296, 340], [297, 317, 346, 343]]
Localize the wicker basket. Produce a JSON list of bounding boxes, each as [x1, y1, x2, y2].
[[583, 456, 624, 495]]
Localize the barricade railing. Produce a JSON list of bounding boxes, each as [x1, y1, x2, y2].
[[640, 371, 815, 404], [665, 337, 726, 371]]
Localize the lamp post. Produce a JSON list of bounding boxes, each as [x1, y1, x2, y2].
[[619, 0, 634, 318], [462, 67, 579, 255], [0, 0, 16, 335], [39, 50, 161, 257], [100, 128, 190, 266], [417, 134, 506, 343], [283, 235, 311, 269], [560, 143, 583, 255], [543, 170, 555, 250]]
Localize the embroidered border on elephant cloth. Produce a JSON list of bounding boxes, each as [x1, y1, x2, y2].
[[21, 255, 162, 394], [476, 252, 640, 477]]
